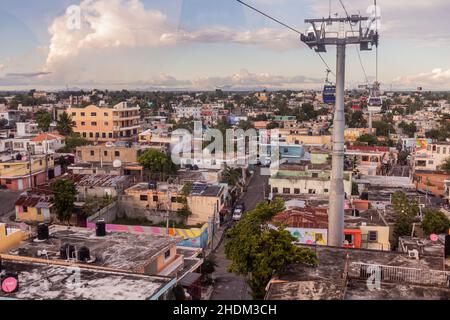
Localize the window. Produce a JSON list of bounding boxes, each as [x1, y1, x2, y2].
[[294, 188, 300, 194], [109, 133, 113, 138], [72, 112, 76, 116], [324, 189, 329, 193], [368, 231, 378, 242], [283, 188, 290, 194], [171, 197, 177, 203], [272, 187, 278, 194], [104, 112, 108, 116], [91, 122, 97, 126], [140, 195, 148, 201], [89, 132, 94, 138], [437, 147, 441, 154], [95, 133, 100, 138], [308, 189, 316, 194], [91, 112, 97, 117], [312, 172, 319, 178], [104, 151, 108, 156], [90, 151, 95, 156], [345, 234, 354, 245], [37, 209, 42, 215], [444, 148, 447, 154], [153, 196, 159, 202], [23, 206, 28, 212], [81, 112, 85, 116], [164, 249, 171, 260], [104, 122, 109, 126], [115, 151, 120, 157], [5, 179, 12, 185], [39, 160, 42, 165], [81, 122, 86, 126], [82, 132, 87, 138], [102, 133, 106, 138]]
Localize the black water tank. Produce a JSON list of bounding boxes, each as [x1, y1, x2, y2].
[[445, 235, 450, 258], [148, 181, 157, 190], [37, 224, 49, 240], [96, 221, 106, 237], [60, 243, 75, 260], [78, 246, 90, 262]]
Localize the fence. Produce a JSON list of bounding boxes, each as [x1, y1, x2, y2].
[[348, 262, 450, 287]]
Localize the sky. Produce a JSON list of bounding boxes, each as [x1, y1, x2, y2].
[[0, 0, 450, 91]]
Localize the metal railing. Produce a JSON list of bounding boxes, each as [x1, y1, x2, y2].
[[348, 262, 450, 287]]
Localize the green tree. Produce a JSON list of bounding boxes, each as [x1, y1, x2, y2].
[[357, 134, 377, 146], [440, 157, 450, 173], [225, 198, 318, 299], [422, 210, 450, 235], [52, 179, 77, 224], [56, 112, 75, 136], [59, 133, 89, 153], [347, 111, 367, 128], [392, 192, 419, 241], [221, 166, 242, 186], [138, 149, 178, 180], [0, 118, 8, 128], [35, 110, 53, 133]]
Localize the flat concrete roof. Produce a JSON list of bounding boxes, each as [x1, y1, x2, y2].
[[266, 245, 450, 300], [7, 225, 182, 273], [0, 258, 173, 300]]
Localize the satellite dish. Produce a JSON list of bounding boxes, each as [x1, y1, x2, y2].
[[430, 234, 439, 242], [113, 159, 122, 168]]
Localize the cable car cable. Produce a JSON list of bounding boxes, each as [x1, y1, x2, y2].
[[235, 0, 336, 77]]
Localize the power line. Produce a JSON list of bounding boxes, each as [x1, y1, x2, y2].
[[235, 0, 336, 77], [236, 0, 303, 35]]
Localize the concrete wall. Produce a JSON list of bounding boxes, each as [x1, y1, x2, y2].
[[0, 224, 24, 253]]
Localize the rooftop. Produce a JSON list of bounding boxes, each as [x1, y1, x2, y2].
[[189, 183, 224, 197], [7, 225, 182, 273], [266, 245, 450, 300], [0, 257, 173, 300]]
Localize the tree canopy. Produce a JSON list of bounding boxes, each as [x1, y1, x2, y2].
[[56, 112, 75, 136], [225, 198, 318, 299], [138, 149, 178, 180], [52, 179, 77, 224], [35, 110, 53, 133], [422, 210, 450, 236]]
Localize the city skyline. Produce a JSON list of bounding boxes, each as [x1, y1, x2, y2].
[[1, 0, 450, 90]]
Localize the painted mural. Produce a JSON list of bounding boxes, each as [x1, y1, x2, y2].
[[86, 222, 209, 249], [286, 227, 328, 245]]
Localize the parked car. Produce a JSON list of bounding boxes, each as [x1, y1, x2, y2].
[[232, 208, 243, 221]]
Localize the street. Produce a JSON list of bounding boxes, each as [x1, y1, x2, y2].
[[209, 167, 268, 300], [0, 190, 22, 224]]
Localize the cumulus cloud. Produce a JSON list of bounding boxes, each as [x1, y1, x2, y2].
[[45, 0, 298, 70], [393, 68, 450, 89]]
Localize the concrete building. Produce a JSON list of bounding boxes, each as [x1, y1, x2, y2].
[[68, 102, 140, 142], [187, 183, 227, 226], [269, 163, 352, 199], [414, 142, 450, 171], [0, 154, 55, 190]]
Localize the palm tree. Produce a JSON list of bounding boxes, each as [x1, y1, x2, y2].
[[56, 112, 75, 136], [222, 166, 242, 186]]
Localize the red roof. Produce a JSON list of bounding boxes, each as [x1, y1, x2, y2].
[[31, 132, 65, 142]]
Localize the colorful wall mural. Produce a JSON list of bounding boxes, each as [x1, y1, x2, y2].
[[286, 228, 328, 245], [86, 222, 209, 249]]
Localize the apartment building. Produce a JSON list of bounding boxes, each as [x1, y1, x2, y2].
[[414, 142, 450, 171], [68, 102, 140, 142], [0, 154, 55, 190]]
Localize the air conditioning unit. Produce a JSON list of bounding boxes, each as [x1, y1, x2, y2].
[[408, 249, 419, 260]]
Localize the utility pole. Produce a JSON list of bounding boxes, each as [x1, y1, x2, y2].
[[301, 16, 378, 247], [27, 144, 33, 189]]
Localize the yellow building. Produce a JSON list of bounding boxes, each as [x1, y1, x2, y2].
[[124, 183, 185, 212], [0, 223, 25, 253], [0, 154, 55, 190], [360, 225, 391, 251], [68, 102, 140, 142], [187, 184, 226, 225], [15, 195, 53, 223], [284, 134, 332, 148]]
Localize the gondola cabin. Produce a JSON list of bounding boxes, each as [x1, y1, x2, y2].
[[323, 85, 336, 104]]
